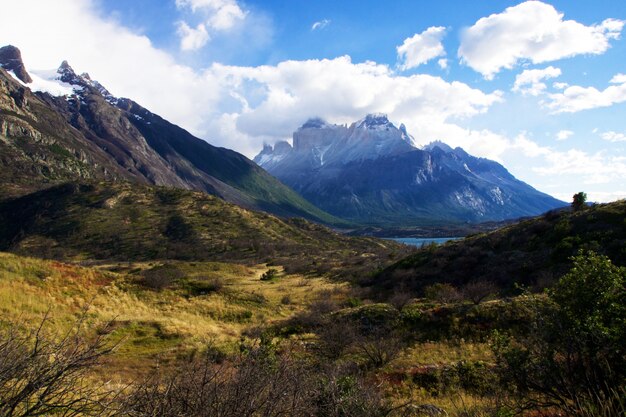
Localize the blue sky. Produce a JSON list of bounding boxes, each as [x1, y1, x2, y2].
[[1, 0, 625, 202]]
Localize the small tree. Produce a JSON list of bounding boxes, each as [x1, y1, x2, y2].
[[571, 191, 587, 211], [493, 250, 626, 414], [424, 283, 461, 304], [461, 280, 497, 305]]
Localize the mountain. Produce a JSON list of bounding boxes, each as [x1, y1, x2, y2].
[[0, 45, 340, 225], [254, 115, 565, 226], [0, 181, 408, 271], [373, 200, 626, 295]]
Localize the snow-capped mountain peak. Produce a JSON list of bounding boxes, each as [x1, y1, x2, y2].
[[254, 115, 564, 225], [56, 60, 82, 85], [354, 113, 393, 129], [423, 140, 454, 153], [256, 114, 416, 168]]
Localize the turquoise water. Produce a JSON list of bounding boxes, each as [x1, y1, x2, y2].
[[386, 237, 461, 247]]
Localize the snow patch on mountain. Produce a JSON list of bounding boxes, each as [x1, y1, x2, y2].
[[7, 68, 75, 96], [6, 59, 119, 104]]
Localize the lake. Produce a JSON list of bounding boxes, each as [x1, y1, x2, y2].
[[386, 237, 461, 247]]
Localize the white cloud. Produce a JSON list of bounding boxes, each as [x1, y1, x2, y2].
[[545, 75, 626, 113], [533, 148, 626, 185], [0, 0, 503, 158], [397, 26, 447, 70], [610, 73, 626, 84], [494, 135, 626, 195], [176, 0, 246, 30], [437, 58, 448, 70], [0, 0, 219, 138], [600, 131, 626, 142], [208, 4, 246, 30], [177, 21, 210, 51], [311, 19, 331, 31], [459, 1, 624, 79], [175, 0, 246, 50], [512, 66, 561, 96], [583, 191, 626, 203], [211, 56, 502, 143], [2, 0, 623, 202], [553, 82, 569, 90], [556, 130, 574, 141]]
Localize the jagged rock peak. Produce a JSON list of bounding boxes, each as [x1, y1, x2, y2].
[[57, 60, 82, 85], [424, 140, 454, 153], [356, 113, 393, 129], [299, 117, 333, 129], [0, 45, 32, 83], [273, 141, 293, 153]]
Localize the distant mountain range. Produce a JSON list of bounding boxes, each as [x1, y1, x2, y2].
[[255, 114, 565, 225], [0, 45, 339, 225], [1, 44, 564, 228]]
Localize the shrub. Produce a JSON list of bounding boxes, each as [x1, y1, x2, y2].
[[184, 277, 224, 296], [0, 314, 116, 417], [493, 250, 626, 414], [142, 264, 185, 290], [260, 268, 278, 281], [461, 280, 497, 305], [164, 214, 195, 241], [424, 283, 461, 303]]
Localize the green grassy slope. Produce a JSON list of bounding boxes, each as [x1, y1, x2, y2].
[[373, 200, 626, 295], [0, 181, 409, 271]]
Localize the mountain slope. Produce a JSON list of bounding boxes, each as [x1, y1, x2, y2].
[[0, 181, 407, 268], [255, 115, 564, 226], [0, 45, 340, 225], [373, 200, 626, 294]]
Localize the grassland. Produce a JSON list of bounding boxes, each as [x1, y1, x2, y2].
[[1, 192, 623, 416], [0, 249, 509, 414], [0, 252, 350, 379]]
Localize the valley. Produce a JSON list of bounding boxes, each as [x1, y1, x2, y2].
[[0, 41, 624, 417]]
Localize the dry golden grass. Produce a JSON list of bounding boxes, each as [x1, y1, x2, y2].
[[394, 341, 493, 367], [0, 252, 348, 377]]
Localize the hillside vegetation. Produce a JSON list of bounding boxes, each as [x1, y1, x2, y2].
[[373, 200, 626, 296], [0, 181, 410, 276], [0, 62, 342, 225]]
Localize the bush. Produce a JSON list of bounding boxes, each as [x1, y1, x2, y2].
[[424, 283, 461, 303], [142, 264, 185, 290], [493, 250, 626, 414], [260, 268, 278, 281], [184, 277, 224, 296], [121, 344, 394, 417], [461, 280, 497, 305], [0, 314, 116, 417], [164, 214, 196, 241]]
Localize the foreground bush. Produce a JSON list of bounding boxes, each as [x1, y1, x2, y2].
[[0, 314, 116, 417], [121, 342, 404, 417], [493, 250, 626, 415]]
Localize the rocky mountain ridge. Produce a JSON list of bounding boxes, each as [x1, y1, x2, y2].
[[255, 115, 565, 225], [0, 45, 340, 224]]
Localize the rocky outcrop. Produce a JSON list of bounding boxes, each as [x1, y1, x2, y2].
[[0, 45, 32, 83]]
